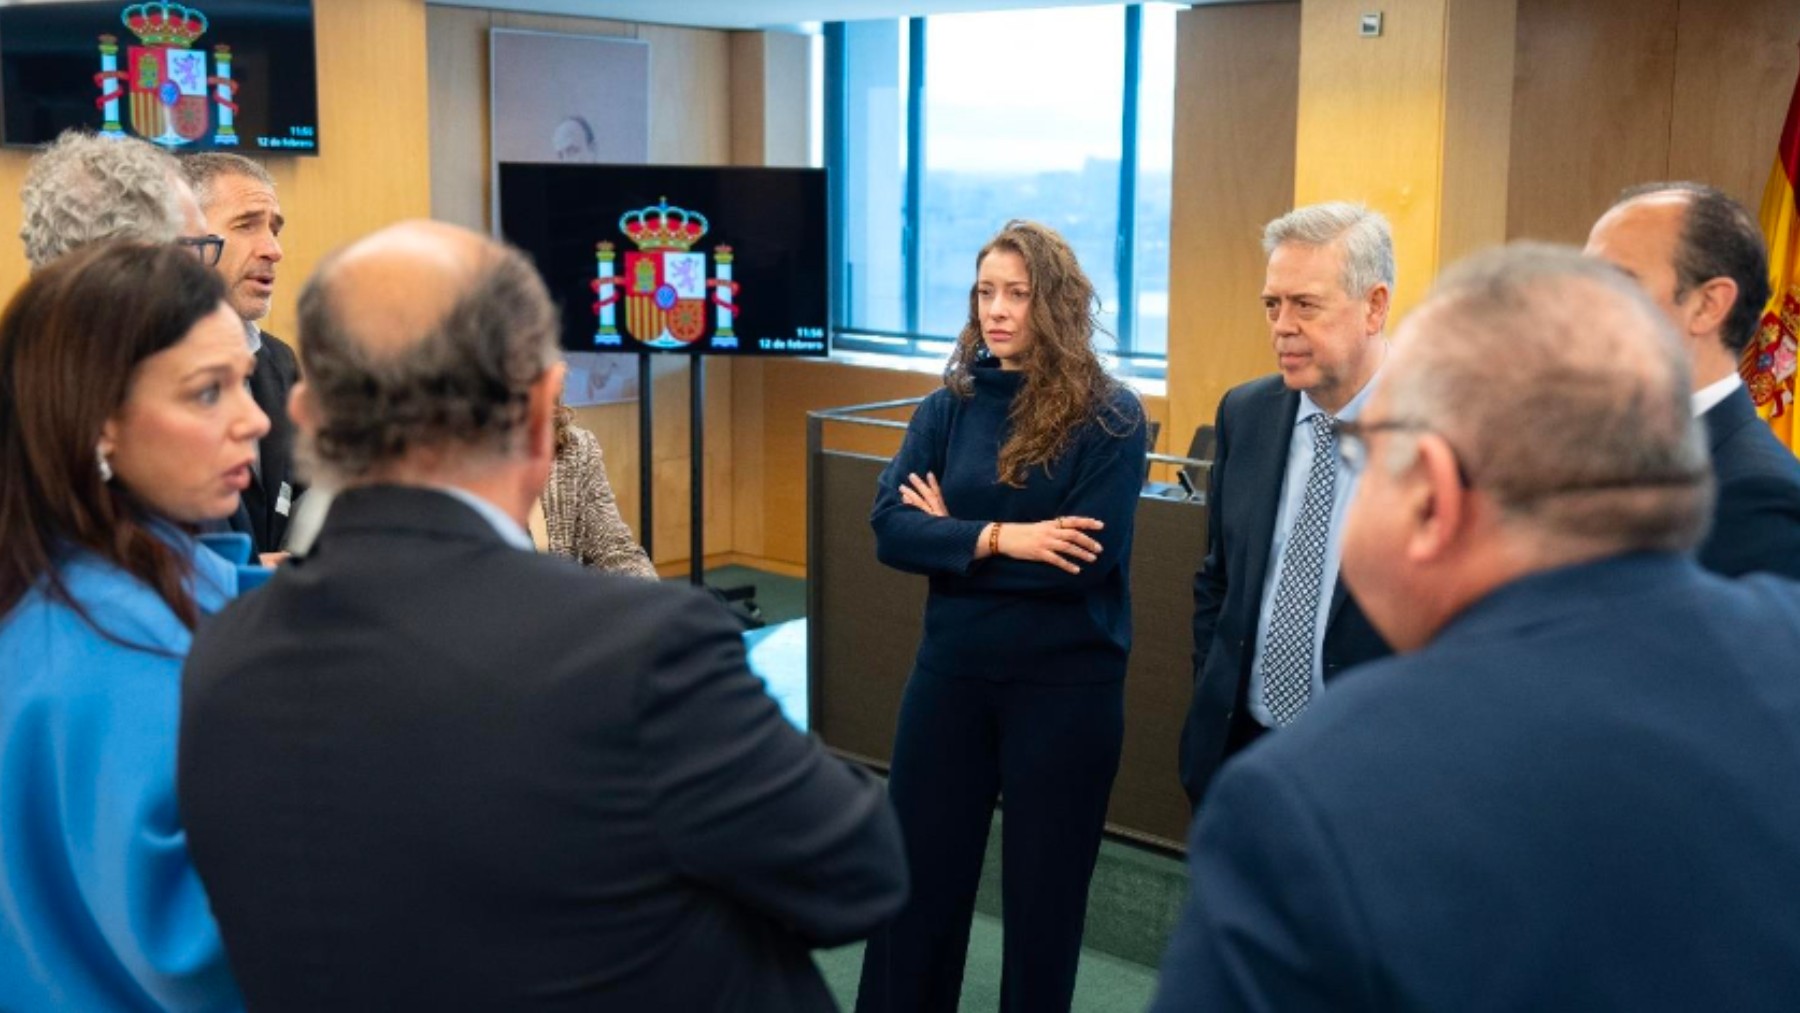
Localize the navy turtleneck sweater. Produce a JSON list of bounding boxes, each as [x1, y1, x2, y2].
[[871, 363, 1148, 684]]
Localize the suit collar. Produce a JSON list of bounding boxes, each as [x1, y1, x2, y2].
[[1690, 372, 1741, 419], [317, 484, 515, 551], [1431, 552, 1696, 646], [1700, 384, 1759, 453], [1239, 377, 1303, 614], [1240, 374, 1366, 623]]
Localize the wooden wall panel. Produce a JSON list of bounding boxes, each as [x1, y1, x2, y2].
[[723, 28, 813, 559], [1438, 0, 1519, 271], [0, 0, 432, 338], [1505, 0, 1680, 243], [1667, 0, 1799, 209], [1295, 0, 1450, 318], [1165, 2, 1300, 458], [425, 4, 498, 234], [1505, 0, 1793, 245], [755, 361, 941, 567], [761, 32, 812, 168], [742, 359, 1167, 569]]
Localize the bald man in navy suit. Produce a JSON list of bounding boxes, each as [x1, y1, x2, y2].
[[1587, 181, 1800, 579]]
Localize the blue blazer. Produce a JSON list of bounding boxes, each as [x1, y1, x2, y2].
[[1698, 385, 1800, 579], [1180, 374, 1389, 806], [0, 530, 262, 1012], [1154, 554, 1800, 1012]]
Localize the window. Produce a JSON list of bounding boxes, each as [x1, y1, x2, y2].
[[826, 5, 1178, 376]]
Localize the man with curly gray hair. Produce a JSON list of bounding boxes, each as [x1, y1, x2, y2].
[[19, 130, 208, 270], [178, 220, 908, 1010]]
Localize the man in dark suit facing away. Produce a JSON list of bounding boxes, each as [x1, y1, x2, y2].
[[184, 152, 304, 563], [1586, 181, 1800, 579], [1180, 202, 1394, 808], [179, 220, 908, 1011], [1152, 245, 1800, 1012]]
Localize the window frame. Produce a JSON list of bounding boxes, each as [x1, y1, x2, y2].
[[826, 6, 1167, 381]]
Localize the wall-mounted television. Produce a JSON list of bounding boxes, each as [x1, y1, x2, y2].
[[0, 0, 320, 155], [498, 162, 830, 357]]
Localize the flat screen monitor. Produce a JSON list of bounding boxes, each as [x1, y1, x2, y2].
[[0, 0, 320, 155], [498, 162, 830, 357]]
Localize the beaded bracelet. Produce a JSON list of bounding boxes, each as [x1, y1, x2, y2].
[[988, 522, 1002, 557]]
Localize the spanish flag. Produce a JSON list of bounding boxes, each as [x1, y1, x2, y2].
[[1744, 48, 1800, 455]]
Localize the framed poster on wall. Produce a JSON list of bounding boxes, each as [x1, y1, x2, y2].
[[490, 28, 649, 406]]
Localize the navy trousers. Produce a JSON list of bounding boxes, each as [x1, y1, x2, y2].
[[856, 666, 1125, 1012]]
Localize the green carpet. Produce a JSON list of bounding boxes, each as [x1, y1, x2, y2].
[[711, 563, 1187, 1008], [814, 809, 1185, 1010], [697, 563, 809, 624], [815, 911, 1161, 1012]]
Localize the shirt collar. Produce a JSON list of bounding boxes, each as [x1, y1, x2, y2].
[[433, 485, 535, 550], [1296, 369, 1382, 426], [243, 319, 263, 356], [1690, 372, 1741, 417]]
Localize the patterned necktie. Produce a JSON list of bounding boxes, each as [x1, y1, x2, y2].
[[1261, 412, 1337, 726]]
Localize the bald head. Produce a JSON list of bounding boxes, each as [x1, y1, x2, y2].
[[295, 220, 562, 484], [318, 220, 488, 353], [1586, 183, 1771, 385], [1386, 243, 1708, 549], [1341, 244, 1712, 651]]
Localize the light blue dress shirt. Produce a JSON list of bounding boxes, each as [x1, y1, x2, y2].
[[437, 485, 536, 550], [1246, 375, 1380, 728]]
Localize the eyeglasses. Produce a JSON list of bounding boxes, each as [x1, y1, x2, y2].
[[176, 234, 224, 267], [1337, 418, 1474, 487]]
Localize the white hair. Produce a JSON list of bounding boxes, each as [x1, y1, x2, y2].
[[1263, 202, 1396, 300], [20, 131, 186, 270]]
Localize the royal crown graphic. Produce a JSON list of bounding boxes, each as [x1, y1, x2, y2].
[[94, 3, 241, 147], [592, 198, 742, 350]]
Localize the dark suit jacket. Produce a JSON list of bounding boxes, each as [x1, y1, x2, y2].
[[1152, 554, 1800, 1012], [1698, 385, 1800, 579], [179, 486, 907, 1011], [1180, 375, 1389, 807], [230, 330, 303, 554]]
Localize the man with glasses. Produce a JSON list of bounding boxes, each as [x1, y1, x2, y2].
[[1179, 202, 1394, 810], [19, 130, 210, 271], [177, 233, 225, 265], [184, 153, 301, 562], [1586, 182, 1800, 579], [1152, 244, 1800, 1012]]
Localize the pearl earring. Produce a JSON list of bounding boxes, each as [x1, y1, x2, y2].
[[97, 448, 113, 483]]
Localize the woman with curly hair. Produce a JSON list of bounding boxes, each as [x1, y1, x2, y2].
[[857, 220, 1147, 1011]]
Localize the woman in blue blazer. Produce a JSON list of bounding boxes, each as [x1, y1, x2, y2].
[[0, 242, 270, 1010], [856, 221, 1147, 1012]]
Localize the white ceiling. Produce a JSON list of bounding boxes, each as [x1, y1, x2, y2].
[[427, 0, 1250, 33]]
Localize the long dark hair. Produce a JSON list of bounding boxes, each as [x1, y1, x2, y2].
[[0, 241, 230, 635], [945, 220, 1132, 486]]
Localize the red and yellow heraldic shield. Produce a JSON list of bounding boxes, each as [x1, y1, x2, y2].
[[623, 251, 708, 346], [127, 45, 209, 142]]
